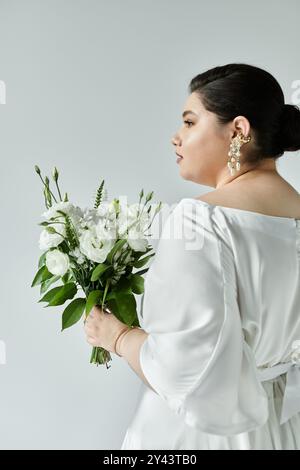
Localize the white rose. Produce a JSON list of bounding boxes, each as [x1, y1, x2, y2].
[[39, 227, 65, 250], [79, 226, 114, 263], [46, 249, 70, 276]]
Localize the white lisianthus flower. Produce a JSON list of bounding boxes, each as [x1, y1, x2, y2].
[[127, 228, 148, 252], [117, 203, 150, 237], [42, 201, 75, 220], [42, 202, 83, 237], [291, 340, 300, 364], [97, 201, 118, 222], [128, 203, 151, 230], [68, 206, 84, 228], [69, 247, 86, 265], [79, 225, 115, 263], [46, 249, 70, 276], [80, 208, 100, 230], [95, 220, 117, 242], [39, 226, 65, 250]]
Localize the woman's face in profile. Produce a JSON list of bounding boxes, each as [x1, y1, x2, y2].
[[171, 92, 250, 188]]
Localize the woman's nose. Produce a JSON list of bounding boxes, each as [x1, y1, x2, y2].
[[171, 134, 179, 147]]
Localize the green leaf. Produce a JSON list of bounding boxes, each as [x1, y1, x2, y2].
[[38, 251, 47, 268], [85, 290, 103, 315], [131, 246, 153, 259], [62, 298, 86, 331], [129, 274, 144, 294], [91, 263, 112, 282], [39, 282, 77, 306], [105, 291, 116, 301], [39, 285, 62, 303], [59, 240, 70, 254], [61, 271, 74, 284], [40, 275, 61, 295], [113, 277, 132, 296], [134, 268, 149, 276], [106, 238, 127, 264], [131, 316, 140, 327], [132, 252, 155, 268], [106, 293, 137, 325], [31, 265, 53, 287]]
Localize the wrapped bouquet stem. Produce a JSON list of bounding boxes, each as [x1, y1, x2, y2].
[[31, 165, 162, 368]]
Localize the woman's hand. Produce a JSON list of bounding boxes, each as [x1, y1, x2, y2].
[[83, 305, 129, 353]]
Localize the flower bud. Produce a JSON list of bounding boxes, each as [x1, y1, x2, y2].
[[44, 187, 51, 206], [34, 165, 41, 175], [112, 198, 120, 216], [52, 166, 59, 182], [145, 191, 154, 203]]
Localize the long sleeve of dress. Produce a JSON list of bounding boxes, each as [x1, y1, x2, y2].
[[139, 199, 269, 436]]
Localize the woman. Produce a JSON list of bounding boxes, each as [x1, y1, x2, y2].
[[84, 63, 300, 450]]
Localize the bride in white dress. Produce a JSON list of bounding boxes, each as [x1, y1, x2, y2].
[[118, 63, 300, 450]]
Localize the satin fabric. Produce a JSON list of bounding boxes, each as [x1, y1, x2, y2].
[[121, 198, 300, 450]]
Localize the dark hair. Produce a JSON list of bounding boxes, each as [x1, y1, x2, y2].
[[189, 63, 300, 164]]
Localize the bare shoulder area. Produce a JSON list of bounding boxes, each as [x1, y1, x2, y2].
[[196, 172, 300, 219]]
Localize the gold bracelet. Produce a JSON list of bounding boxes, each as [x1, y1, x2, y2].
[[114, 326, 139, 357], [113, 327, 130, 357]]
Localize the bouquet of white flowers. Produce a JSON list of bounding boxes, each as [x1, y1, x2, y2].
[[31, 165, 162, 368]]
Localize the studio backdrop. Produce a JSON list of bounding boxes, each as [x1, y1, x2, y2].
[[0, 0, 299, 450]]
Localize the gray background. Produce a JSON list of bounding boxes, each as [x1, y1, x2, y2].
[[0, 0, 299, 450]]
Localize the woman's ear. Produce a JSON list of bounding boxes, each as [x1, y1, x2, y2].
[[231, 115, 251, 138]]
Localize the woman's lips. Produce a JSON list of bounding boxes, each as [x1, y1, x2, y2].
[[176, 152, 183, 163]]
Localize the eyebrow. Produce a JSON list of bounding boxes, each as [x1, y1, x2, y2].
[[182, 110, 198, 118]]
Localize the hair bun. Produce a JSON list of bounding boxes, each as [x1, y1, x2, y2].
[[279, 103, 300, 152]]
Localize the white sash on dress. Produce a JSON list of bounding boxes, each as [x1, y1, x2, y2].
[[257, 340, 300, 425]]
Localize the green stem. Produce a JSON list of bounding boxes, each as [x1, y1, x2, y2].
[[101, 279, 110, 310], [144, 204, 161, 233], [66, 215, 80, 247], [83, 263, 120, 369], [86, 278, 113, 368], [37, 173, 58, 204], [55, 180, 63, 201]]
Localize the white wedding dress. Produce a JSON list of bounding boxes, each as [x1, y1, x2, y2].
[[121, 198, 300, 450]]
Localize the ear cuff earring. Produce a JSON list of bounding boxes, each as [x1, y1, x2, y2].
[[227, 132, 251, 176]]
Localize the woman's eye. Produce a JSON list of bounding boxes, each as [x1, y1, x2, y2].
[[184, 120, 193, 127]]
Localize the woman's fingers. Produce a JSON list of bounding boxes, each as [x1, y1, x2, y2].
[[86, 335, 97, 346]]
